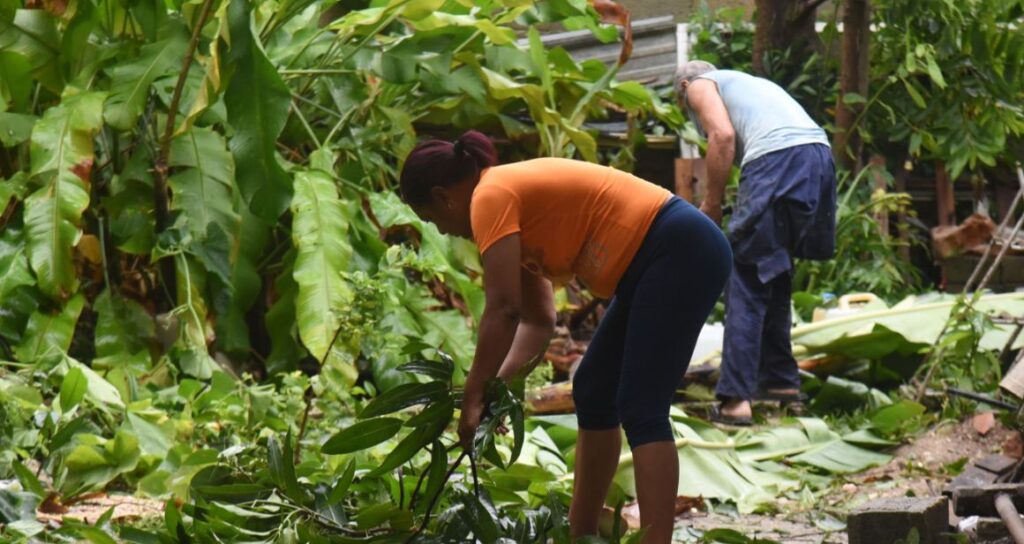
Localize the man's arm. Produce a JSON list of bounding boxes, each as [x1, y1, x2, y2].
[[686, 78, 735, 224], [497, 271, 556, 381]]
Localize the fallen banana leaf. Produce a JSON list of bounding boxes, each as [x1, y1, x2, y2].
[[614, 415, 798, 513], [737, 418, 892, 474], [792, 292, 1024, 358]]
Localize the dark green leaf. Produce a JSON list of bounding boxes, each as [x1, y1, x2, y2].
[[415, 440, 447, 515], [367, 415, 447, 478], [322, 417, 403, 455], [510, 402, 525, 466], [50, 415, 90, 451], [267, 434, 304, 503], [359, 382, 449, 419], [457, 492, 500, 543], [405, 398, 454, 428], [103, 32, 188, 130], [0, 112, 34, 146], [870, 400, 926, 435], [225, 0, 292, 221], [0, 10, 62, 92], [354, 502, 403, 530], [0, 52, 32, 112], [11, 460, 44, 498], [397, 359, 454, 382], [327, 459, 356, 505]]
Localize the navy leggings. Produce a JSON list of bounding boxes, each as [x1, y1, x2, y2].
[[572, 197, 732, 448]]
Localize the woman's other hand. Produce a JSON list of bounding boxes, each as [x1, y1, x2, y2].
[[458, 393, 486, 451]]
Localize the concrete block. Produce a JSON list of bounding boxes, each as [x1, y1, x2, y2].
[[847, 496, 949, 544], [953, 484, 1024, 516], [974, 455, 1018, 478], [945, 466, 1000, 496]]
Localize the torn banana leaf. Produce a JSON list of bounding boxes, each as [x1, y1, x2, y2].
[[792, 292, 1024, 359]]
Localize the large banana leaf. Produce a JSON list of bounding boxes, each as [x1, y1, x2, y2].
[[792, 292, 1024, 358], [737, 418, 892, 474], [103, 31, 188, 130], [224, 0, 292, 221], [614, 416, 798, 514], [290, 169, 354, 380], [14, 293, 85, 363], [24, 90, 105, 301]]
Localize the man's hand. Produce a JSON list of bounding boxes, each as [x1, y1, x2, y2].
[[458, 393, 486, 451], [700, 200, 723, 225]]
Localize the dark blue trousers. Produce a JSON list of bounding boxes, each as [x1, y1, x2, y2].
[[573, 197, 732, 448], [715, 143, 836, 401], [714, 263, 800, 400]]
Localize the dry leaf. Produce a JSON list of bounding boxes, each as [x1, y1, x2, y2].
[[590, 0, 632, 65], [76, 235, 103, 265], [1004, 431, 1023, 459], [70, 158, 94, 182]]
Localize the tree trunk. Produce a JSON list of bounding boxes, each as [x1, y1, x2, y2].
[[752, 0, 823, 76], [832, 0, 870, 172]]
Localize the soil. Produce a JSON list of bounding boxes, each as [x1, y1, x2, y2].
[[673, 415, 1024, 543]]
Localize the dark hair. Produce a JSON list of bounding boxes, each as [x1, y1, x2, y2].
[[399, 130, 498, 206]]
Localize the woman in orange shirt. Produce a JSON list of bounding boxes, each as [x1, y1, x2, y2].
[[399, 131, 731, 543]]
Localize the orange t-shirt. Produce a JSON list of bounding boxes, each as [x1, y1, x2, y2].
[[470, 158, 672, 298]]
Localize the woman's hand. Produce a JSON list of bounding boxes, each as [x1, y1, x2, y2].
[[458, 394, 486, 451]]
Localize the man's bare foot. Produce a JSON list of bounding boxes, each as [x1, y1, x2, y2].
[[720, 398, 752, 419], [764, 388, 800, 396]]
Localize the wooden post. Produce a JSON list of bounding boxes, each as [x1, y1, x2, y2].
[[936, 161, 956, 227], [674, 158, 707, 204], [674, 158, 693, 202], [833, 0, 871, 173]]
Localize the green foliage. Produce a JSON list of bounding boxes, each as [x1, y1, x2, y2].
[[793, 165, 923, 301], [866, 0, 1024, 178], [0, 0, 678, 540], [687, 3, 839, 126]]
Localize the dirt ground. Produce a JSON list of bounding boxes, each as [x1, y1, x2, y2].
[[673, 415, 1023, 543]]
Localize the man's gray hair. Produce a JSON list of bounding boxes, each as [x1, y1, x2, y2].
[[676, 60, 717, 87]]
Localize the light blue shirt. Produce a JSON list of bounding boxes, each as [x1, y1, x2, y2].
[[690, 70, 829, 167]]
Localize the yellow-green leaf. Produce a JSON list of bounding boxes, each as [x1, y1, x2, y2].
[[25, 90, 105, 301]]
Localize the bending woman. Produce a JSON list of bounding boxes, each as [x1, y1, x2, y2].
[[399, 131, 731, 543]]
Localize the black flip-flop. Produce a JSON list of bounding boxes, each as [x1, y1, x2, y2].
[[709, 405, 753, 427], [753, 390, 809, 404]]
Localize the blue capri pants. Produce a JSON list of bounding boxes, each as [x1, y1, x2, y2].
[[572, 197, 732, 448]]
